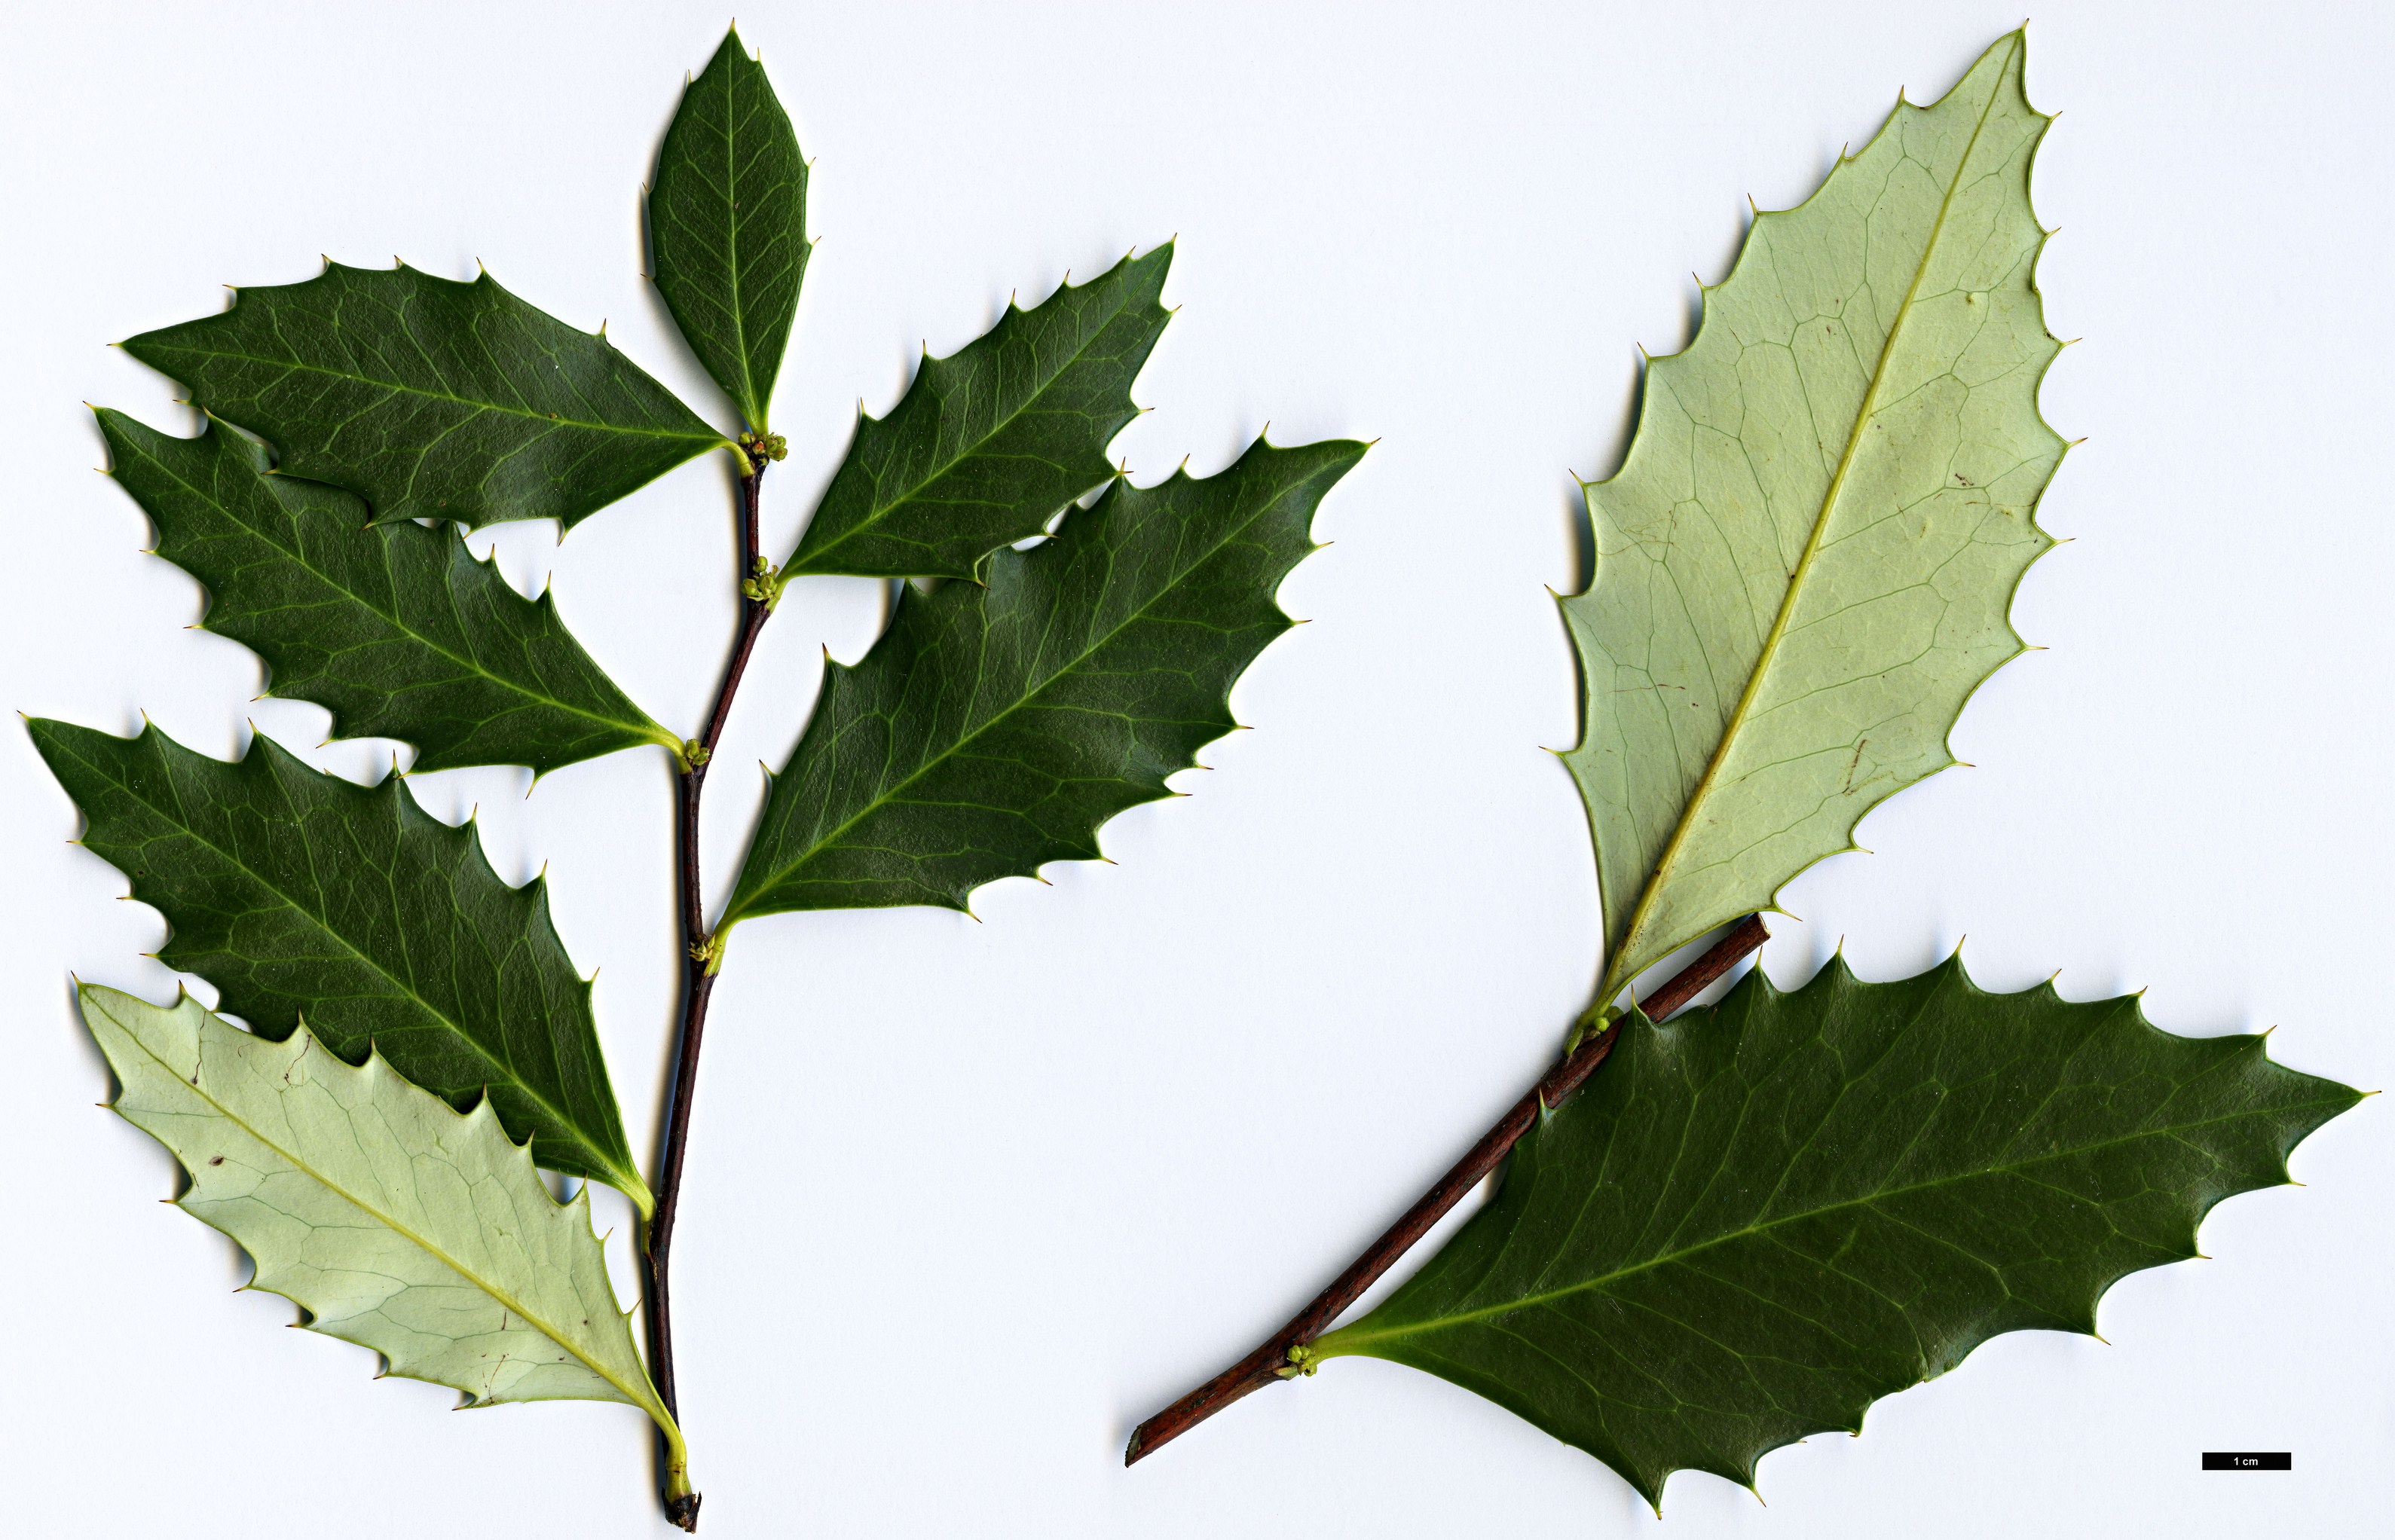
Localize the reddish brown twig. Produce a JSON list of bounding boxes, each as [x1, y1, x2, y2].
[[643, 456, 774, 1532], [1123, 913, 1769, 1465]]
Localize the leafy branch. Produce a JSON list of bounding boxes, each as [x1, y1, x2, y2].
[[1121, 29, 2358, 1508], [43, 23, 1359, 1530]]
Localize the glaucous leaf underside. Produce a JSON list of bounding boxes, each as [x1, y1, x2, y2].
[[1317, 955, 2359, 1505], [650, 23, 811, 432], [97, 410, 675, 776], [726, 436, 1365, 922], [1564, 31, 2065, 1003], [782, 246, 1173, 579], [121, 261, 724, 530], [79, 985, 671, 1422], [30, 720, 649, 1208]]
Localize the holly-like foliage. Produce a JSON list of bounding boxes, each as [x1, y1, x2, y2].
[[42, 24, 1360, 1525], [1318, 957, 2357, 1504], [37, 21, 2359, 1529], [1127, 29, 2358, 1512]]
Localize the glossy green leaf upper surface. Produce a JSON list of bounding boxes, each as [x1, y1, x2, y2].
[[1317, 956, 2359, 1505], [78, 985, 674, 1426], [1563, 32, 2063, 1004], [726, 437, 1363, 921], [98, 410, 676, 776], [30, 720, 649, 1208], [650, 24, 811, 431], [782, 246, 1173, 579], [121, 261, 723, 530]]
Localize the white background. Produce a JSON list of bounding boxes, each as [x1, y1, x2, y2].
[[2, 2, 2387, 1534]]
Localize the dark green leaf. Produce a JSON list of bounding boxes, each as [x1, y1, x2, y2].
[[28, 720, 650, 1209], [121, 261, 725, 530], [650, 24, 810, 432], [1315, 956, 2359, 1506], [725, 436, 1365, 923], [96, 410, 678, 776], [782, 246, 1173, 579]]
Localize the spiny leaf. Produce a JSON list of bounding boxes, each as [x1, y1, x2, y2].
[[1315, 955, 2360, 1506], [96, 410, 679, 777], [78, 986, 681, 1451], [1562, 31, 2064, 1004], [650, 23, 811, 432], [782, 246, 1173, 579], [121, 261, 725, 530], [29, 720, 650, 1209], [725, 436, 1364, 923]]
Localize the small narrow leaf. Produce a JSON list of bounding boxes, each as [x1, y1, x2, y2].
[[98, 410, 679, 776], [782, 246, 1173, 579], [1316, 956, 2360, 1505], [29, 720, 650, 1209], [1563, 32, 2063, 1004], [121, 262, 725, 530], [651, 23, 811, 431], [725, 436, 1363, 922], [78, 985, 679, 1441]]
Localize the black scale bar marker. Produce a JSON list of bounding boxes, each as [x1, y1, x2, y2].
[[2202, 1452, 2292, 1471]]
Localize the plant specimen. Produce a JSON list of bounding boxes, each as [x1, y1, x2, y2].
[[34, 20, 2360, 1526], [38, 26, 1361, 1529], [1127, 31, 2358, 1508]]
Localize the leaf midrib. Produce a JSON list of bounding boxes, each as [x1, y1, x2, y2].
[[75, 732, 632, 1193], [1323, 1092, 2329, 1352], [108, 1001, 662, 1419], [730, 457, 1321, 918], [148, 342, 722, 446], [1599, 37, 2017, 1000], [791, 270, 1151, 571], [131, 436, 672, 752], [714, 53, 760, 425]]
